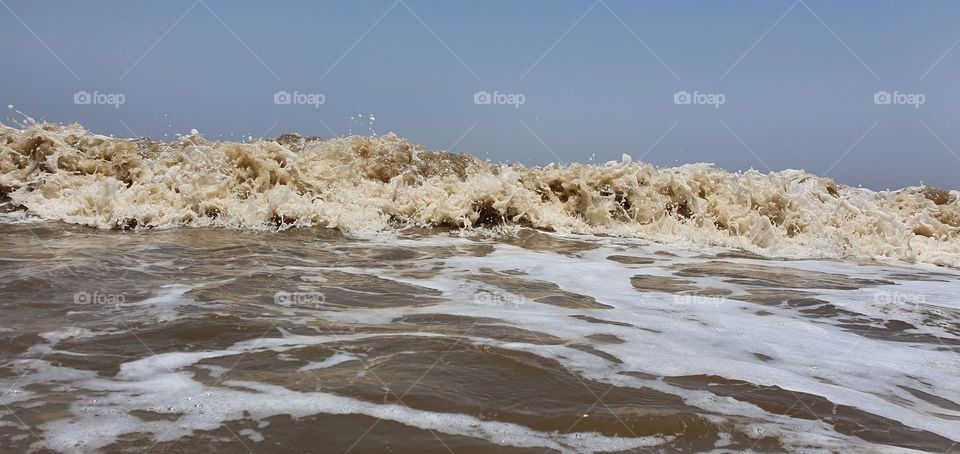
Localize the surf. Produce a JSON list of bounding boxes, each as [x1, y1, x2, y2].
[[1, 121, 957, 267]]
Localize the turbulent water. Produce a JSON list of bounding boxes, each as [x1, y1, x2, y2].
[[1, 121, 958, 267], [2, 222, 959, 453], [1, 121, 959, 453]]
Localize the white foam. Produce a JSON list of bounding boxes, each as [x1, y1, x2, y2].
[[2, 121, 958, 267], [297, 352, 357, 371], [237, 428, 263, 442], [7, 232, 960, 451]]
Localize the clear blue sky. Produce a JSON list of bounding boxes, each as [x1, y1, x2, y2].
[[2, 0, 959, 189]]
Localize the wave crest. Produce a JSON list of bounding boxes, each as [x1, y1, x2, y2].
[[1, 122, 958, 267]]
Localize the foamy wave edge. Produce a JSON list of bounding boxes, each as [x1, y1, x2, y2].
[[1, 121, 958, 267]]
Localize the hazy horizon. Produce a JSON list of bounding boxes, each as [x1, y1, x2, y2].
[[2, 0, 959, 190]]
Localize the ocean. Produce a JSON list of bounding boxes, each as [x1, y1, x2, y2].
[[0, 121, 958, 452]]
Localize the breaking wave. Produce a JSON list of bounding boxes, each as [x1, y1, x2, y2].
[[1, 121, 958, 267]]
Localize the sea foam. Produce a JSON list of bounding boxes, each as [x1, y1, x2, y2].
[[1, 122, 957, 267]]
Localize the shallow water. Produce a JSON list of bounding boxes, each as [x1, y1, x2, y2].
[[1, 220, 958, 453]]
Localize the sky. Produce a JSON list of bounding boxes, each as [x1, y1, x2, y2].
[[1, 0, 959, 190]]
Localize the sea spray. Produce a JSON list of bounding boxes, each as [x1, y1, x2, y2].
[[1, 122, 957, 267]]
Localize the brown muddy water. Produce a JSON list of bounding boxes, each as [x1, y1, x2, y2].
[[1, 219, 959, 453]]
